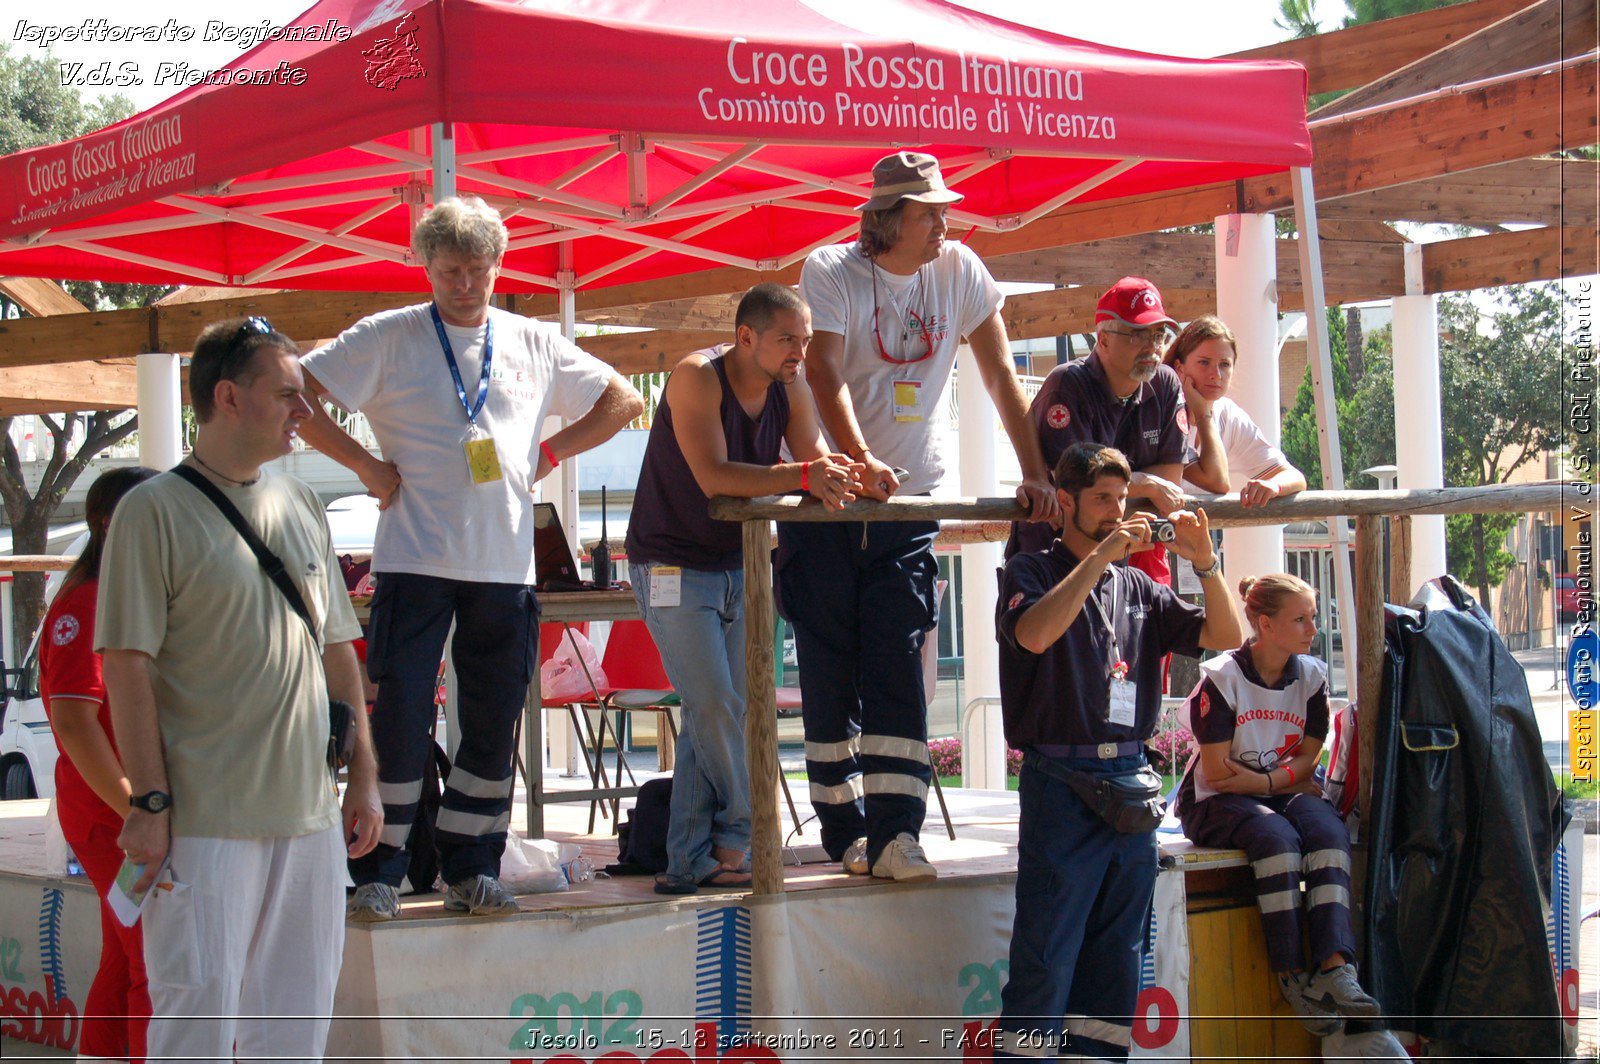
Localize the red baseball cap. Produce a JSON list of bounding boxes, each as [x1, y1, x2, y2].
[[1095, 277, 1177, 329]]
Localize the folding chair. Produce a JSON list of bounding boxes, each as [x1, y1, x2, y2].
[[583, 620, 681, 830]]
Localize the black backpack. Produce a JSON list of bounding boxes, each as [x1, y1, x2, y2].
[[605, 776, 673, 875]]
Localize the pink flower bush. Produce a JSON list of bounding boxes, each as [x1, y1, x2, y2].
[[1146, 725, 1194, 776], [927, 737, 1024, 780]]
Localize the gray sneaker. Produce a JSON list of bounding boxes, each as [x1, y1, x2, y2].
[[1306, 963, 1382, 1018], [870, 832, 937, 882], [1277, 971, 1342, 1037], [842, 837, 870, 875], [442, 874, 520, 916], [347, 882, 400, 923]]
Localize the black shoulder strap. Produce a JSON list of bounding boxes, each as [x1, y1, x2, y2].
[[169, 464, 316, 642]]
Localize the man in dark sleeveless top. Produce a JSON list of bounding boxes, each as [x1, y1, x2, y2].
[[626, 284, 861, 894]]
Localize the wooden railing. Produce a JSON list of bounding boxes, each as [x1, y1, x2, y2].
[[5, 482, 1577, 895], [710, 482, 1576, 894]]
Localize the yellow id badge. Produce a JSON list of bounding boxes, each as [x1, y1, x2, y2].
[[893, 379, 922, 422], [463, 434, 503, 484]]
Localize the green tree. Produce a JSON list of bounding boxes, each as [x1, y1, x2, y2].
[[1342, 0, 1472, 26], [1341, 285, 1569, 604], [1280, 307, 1379, 491], [1274, 0, 1322, 38], [0, 43, 167, 655]]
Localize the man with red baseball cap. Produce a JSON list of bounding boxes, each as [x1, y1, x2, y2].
[[1009, 276, 1191, 586]]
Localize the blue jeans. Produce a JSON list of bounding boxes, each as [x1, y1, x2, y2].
[[629, 562, 750, 882]]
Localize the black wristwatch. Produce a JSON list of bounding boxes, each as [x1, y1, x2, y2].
[[129, 790, 172, 814]]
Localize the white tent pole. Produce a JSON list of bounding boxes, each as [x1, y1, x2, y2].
[[1214, 211, 1285, 584], [1392, 244, 1448, 594], [1291, 166, 1360, 691], [431, 122, 456, 202]]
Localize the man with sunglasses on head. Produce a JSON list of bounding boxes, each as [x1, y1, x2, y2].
[[782, 151, 1057, 881], [297, 196, 644, 920], [99, 317, 382, 1061], [1009, 277, 1191, 587]]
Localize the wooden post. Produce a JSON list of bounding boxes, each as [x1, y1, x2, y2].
[[1354, 515, 1385, 821], [1390, 515, 1413, 607], [743, 518, 783, 895]]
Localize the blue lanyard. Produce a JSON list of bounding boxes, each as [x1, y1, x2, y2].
[[430, 303, 493, 426]]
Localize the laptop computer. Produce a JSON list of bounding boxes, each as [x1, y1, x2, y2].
[[533, 502, 610, 592]]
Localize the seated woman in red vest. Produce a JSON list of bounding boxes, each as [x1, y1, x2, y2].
[[1174, 573, 1380, 1036], [40, 466, 158, 1061]]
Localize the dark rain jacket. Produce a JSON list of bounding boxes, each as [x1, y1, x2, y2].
[[1365, 577, 1569, 1058]]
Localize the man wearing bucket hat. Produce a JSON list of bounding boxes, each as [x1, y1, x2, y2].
[[1009, 277, 1191, 587], [780, 151, 1057, 881]]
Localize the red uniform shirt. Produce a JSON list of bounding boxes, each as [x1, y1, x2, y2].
[[39, 579, 122, 829]]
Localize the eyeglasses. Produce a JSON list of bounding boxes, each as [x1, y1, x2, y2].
[[1103, 325, 1176, 348], [233, 316, 273, 349], [871, 264, 933, 365]]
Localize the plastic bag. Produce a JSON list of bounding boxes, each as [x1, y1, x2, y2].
[[42, 796, 71, 877], [539, 628, 607, 704], [500, 836, 585, 894]]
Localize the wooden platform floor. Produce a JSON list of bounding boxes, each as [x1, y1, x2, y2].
[[0, 770, 1035, 920]]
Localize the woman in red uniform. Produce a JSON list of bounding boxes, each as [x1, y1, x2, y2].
[[40, 466, 158, 1061]]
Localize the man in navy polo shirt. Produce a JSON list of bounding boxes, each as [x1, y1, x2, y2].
[[1011, 278, 1190, 587], [994, 443, 1242, 1061]]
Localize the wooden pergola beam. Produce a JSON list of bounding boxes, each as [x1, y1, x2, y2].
[[0, 361, 137, 412], [1316, 158, 1597, 229], [985, 233, 1407, 306], [1227, 0, 1535, 96], [1244, 60, 1595, 211], [1313, 0, 1594, 119], [0, 278, 90, 317]]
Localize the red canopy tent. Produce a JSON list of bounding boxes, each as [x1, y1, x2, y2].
[[0, 0, 1312, 293], [1, 0, 1368, 879]]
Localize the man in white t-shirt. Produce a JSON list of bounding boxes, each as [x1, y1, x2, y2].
[[299, 196, 644, 920], [781, 152, 1057, 881]]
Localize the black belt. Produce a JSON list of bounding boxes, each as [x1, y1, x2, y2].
[[1032, 741, 1144, 761]]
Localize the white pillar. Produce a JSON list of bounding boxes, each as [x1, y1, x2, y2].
[[547, 243, 582, 777], [1214, 212, 1284, 583], [1393, 244, 1448, 594], [135, 353, 182, 468], [955, 344, 1005, 789]]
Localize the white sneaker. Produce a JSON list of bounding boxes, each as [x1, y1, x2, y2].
[[870, 832, 937, 882], [346, 882, 399, 922], [842, 837, 870, 875], [1306, 963, 1382, 1018], [442, 874, 520, 916]]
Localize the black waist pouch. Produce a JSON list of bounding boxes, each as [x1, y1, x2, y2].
[[329, 699, 357, 773], [1028, 751, 1166, 833]]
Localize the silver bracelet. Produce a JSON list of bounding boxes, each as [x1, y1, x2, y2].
[[1193, 556, 1223, 580]]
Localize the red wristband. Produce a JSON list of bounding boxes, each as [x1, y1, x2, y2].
[[1283, 765, 1296, 786], [800, 460, 812, 493], [540, 441, 559, 468]]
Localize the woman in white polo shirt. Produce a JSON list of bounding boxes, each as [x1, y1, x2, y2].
[[1164, 315, 1306, 506]]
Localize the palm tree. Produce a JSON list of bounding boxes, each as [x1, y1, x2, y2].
[[1274, 0, 1322, 38]]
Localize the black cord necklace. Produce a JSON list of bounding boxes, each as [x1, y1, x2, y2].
[[190, 452, 259, 488]]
